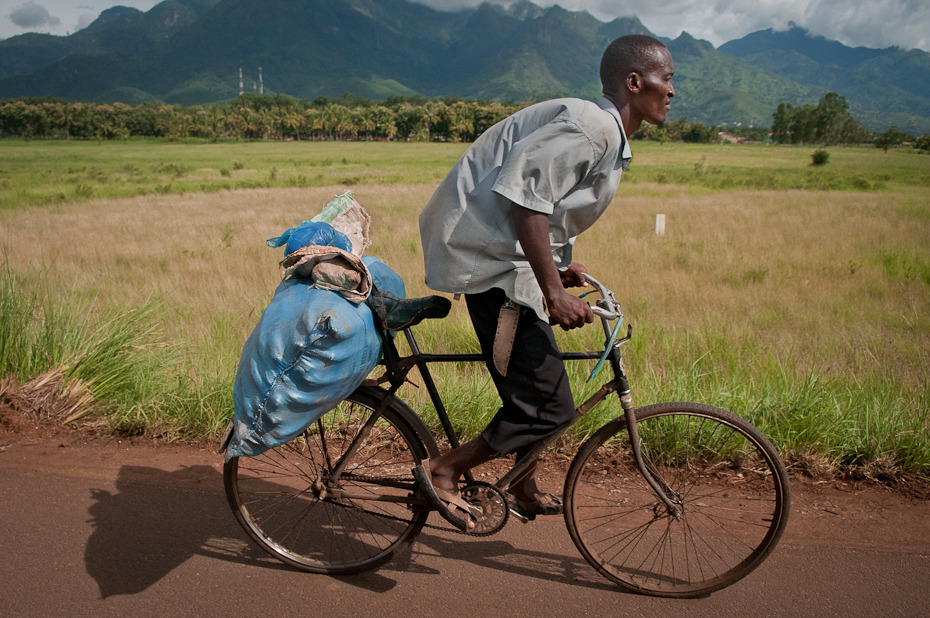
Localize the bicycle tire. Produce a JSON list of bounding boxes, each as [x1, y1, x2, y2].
[[564, 402, 791, 598], [224, 387, 433, 574]]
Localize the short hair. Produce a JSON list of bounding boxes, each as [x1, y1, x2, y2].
[[600, 35, 668, 93]]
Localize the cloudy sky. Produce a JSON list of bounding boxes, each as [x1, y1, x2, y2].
[[2, 0, 927, 51]]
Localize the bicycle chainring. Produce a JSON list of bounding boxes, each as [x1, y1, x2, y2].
[[461, 481, 509, 536]]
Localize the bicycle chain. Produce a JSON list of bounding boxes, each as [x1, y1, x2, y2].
[[330, 475, 507, 537], [328, 493, 491, 536]]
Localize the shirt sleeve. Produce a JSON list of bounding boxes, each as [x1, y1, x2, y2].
[[491, 118, 600, 215], [555, 237, 575, 270]]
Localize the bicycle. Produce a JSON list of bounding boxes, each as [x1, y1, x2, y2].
[[222, 274, 791, 598]]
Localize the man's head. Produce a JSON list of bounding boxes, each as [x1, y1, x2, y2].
[[600, 35, 675, 133]]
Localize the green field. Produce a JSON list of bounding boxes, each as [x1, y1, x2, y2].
[[2, 139, 928, 481], [2, 139, 929, 211]]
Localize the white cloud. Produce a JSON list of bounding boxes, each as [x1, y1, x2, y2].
[[76, 12, 96, 31], [411, 0, 928, 51], [799, 0, 928, 50], [2, 0, 927, 51], [3, 1, 158, 38], [9, 2, 60, 29]]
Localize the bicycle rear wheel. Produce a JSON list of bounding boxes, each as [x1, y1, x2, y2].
[[564, 402, 790, 598], [224, 388, 431, 574]]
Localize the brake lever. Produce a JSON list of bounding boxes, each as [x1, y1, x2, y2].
[[580, 273, 621, 320]]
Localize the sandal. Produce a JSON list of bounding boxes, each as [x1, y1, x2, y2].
[[508, 492, 563, 522], [412, 461, 479, 532]]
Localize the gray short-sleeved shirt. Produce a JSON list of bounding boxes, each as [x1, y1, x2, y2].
[[419, 97, 632, 320]]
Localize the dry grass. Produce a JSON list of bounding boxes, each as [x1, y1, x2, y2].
[[0, 369, 93, 423], [577, 186, 930, 387], [0, 184, 445, 381], [3, 180, 927, 385]]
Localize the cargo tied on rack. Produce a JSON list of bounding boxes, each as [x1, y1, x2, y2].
[[227, 192, 405, 460]]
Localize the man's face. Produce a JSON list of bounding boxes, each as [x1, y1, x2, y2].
[[635, 48, 675, 126]]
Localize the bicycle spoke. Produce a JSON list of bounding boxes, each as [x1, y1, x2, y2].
[[225, 389, 429, 574]]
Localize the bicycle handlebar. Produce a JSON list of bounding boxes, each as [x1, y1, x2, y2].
[[581, 273, 621, 321]]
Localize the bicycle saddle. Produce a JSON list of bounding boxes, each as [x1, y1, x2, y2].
[[368, 290, 451, 331]]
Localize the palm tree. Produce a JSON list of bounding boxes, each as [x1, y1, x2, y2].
[[281, 110, 305, 140], [51, 102, 75, 140], [226, 111, 247, 140], [372, 106, 396, 141], [421, 101, 445, 141], [304, 108, 323, 140], [354, 107, 377, 141], [321, 104, 351, 140], [445, 101, 475, 142]]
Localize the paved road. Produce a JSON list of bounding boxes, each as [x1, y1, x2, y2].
[[1, 439, 928, 617]]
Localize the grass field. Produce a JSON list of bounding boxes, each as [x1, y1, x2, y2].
[[2, 139, 928, 480]]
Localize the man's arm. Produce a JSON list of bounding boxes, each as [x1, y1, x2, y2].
[[511, 203, 593, 330]]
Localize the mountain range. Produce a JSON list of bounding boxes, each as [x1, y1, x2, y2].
[[1, 0, 928, 135]]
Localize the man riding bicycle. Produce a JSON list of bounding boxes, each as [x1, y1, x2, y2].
[[414, 34, 676, 530]]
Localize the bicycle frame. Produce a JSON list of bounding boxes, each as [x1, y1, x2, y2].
[[370, 277, 683, 518], [224, 275, 788, 592]]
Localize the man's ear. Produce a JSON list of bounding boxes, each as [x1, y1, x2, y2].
[[626, 71, 642, 94]]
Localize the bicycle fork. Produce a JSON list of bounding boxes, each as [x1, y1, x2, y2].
[[592, 322, 684, 520], [617, 387, 683, 520], [495, 372, 683, 521]]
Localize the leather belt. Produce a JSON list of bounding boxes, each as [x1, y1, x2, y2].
[[493, 299, 520, 376]]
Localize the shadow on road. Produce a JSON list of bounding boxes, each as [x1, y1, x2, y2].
[[84, 464, 279, 598], [331, 525, 623, 594], [423, 531, 621, 592], [86, 464, 620, 597]]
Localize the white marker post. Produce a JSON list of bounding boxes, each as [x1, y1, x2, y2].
[[655, 214, 666, 236]]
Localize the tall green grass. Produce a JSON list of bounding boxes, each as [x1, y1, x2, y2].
[[0, 261, 231, 435], [7, 258, 923, 477], [400, 317, 930, 479], [1, 263, 157, 409]]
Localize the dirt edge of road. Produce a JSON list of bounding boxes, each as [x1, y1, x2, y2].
[[2, 409, 930, 555]]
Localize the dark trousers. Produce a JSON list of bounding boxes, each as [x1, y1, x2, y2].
[[465, 288, 575, 456]]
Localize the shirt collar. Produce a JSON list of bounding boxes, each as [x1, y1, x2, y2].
[[598, 97, 633, 167]]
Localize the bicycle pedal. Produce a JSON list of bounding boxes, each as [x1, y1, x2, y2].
[[508, 507, 535, 523]]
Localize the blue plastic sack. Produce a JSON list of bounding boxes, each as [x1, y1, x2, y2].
[[266, 221, 352, 256], [227, 257, 406, 460], [364, 255, 405, 298], [227, 279, 380, 459]]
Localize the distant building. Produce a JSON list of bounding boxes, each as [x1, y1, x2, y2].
[[717, 132, 744, 144]]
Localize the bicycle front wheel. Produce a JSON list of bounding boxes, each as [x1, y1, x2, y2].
[[564, 402, 790, 598], [224, 388, 431, 574]]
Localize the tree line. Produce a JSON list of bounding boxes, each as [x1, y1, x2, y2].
[[771, 92, 870, 145], [771, 92, 927, 150], [0, 94, 524, 143], [0, 92, 925, 149], [0, 92, 743, 143]]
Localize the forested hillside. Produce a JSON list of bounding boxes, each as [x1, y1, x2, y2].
[[1, 0, 928, 133]]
